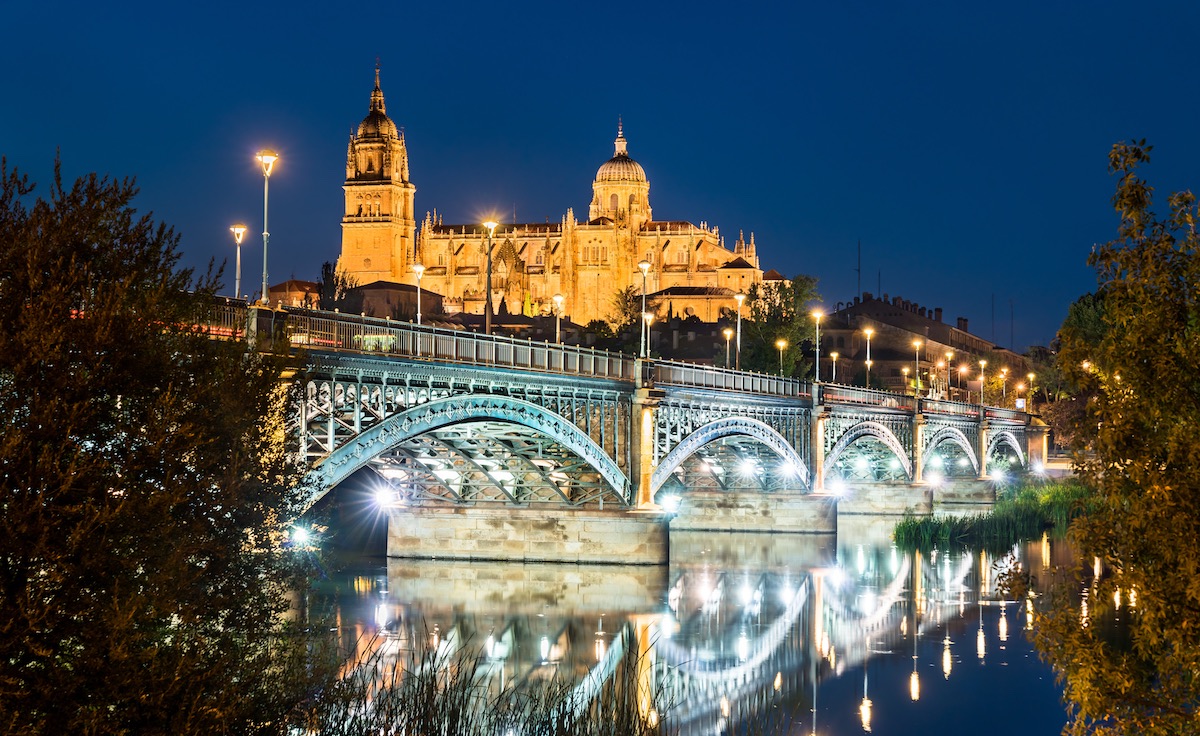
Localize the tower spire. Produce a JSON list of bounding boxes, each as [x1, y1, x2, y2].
[[614, 117, 628, 157], [370, 62, 386, 114]]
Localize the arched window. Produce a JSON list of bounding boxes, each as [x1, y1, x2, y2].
[[610, 193, 619, 211], [629, 194, 637, 208]]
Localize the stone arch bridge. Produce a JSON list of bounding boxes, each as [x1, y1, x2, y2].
[[218, 305, 1047, 561]]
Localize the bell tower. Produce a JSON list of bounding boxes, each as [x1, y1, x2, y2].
[[338, 66, 417, 284]]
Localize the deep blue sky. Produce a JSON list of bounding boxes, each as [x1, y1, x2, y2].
[[5, 1, 1198, 351]]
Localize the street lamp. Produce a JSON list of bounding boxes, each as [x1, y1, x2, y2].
[[959, 364, 970, 402], [638, 260, 651, 358], [229, 224, 247, 299], [830, 351, 839, 383], [979, 359, 988, 406], [912, 340, 922, 396], [1027, 372, 1036, 408], [902, 366, 910, 394], [863, 327, 874, 388], [812, 310, 823, 381], [552, 293, 564, 343], [734, 293, 746, 370], [643, 312, 654, 357], [723, 327, 734, 366], [936, 361, 945, 398], [412, 263, 425, 325], [483, 221, 498, 334], [255, 149, 278, 305], [1000, 367, 1009, 399], [776, 338, 788, 376]]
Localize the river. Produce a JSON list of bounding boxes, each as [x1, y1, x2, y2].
[[310, 515, 1069, 734]]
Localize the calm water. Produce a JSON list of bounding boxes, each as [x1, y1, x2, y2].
[[312, 515, 1068, 735]]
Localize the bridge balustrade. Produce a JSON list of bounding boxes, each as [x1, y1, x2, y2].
[[919, 397, 982, 418], [653, 360, 812, 399], [819, 383, 913, 410]]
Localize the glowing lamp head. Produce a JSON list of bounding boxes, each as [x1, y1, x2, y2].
[[775, 338, 788, 350], [979, 359, 988, 369], [811, 309, 823, 322], [642, 311, 654, 325], [230, 224, 247, 244], [552, 293, 564, 310], [483, 220, 498, 236], [637, 259, 651, 275], [291, 526, 310, 545], [412, 263, 425, 278], [913, 339, 922, 349], [256, 149, 278, 176], [864, 327, 874, 338], [831, 351, 839, 361], [723, 327, 733, 340], [734, 292, 745, 306]]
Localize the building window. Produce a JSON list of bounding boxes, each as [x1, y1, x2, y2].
[[610, 193, 618, 211]]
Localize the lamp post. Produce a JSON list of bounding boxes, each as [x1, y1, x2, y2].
[[812, 310, 823, 381], [723, 327, 734, 367], [734, 293, 745, 370], [945, 351, 954, 392], [902, 366, 910, 393], [229, 224, 247, 299], [863, 327, 874, 388], [255, 150, 278, 305], [412, 263, 425, 325], [1000, 368, 1009, 399], [776, 338, 788, 376], [1027, 372, 1036, 408], [912, 340, 922, 396], [483, 221, 498, 334], [959, 365, 969, 402], [643, 312, 654, 357], [936, 361, 945, 399], [979, 359, 988, 406], [638, 260, 651, 358], [552, 293, 564, 343], [830, 351, 839, 383]]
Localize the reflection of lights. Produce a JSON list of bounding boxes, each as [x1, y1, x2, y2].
[[1033, 461, 1045, 474], [374, 486, 399, 507], [957, 457, 969, 467], [999, 607, 1009, 642], [648, 709, 658, 728], [828, 477, 847, 495], [990, 469, 1006, 482], [780, 461, 798, 477], [737, 632, 750, 661], [291, 526, 311, 545], [1026, 598, 1034, 630], [855, 456, 870, 472], [1130, 588, 1138, 607], [660, 494, 682, 513], [888, 458, 901, 471], [374, 603, 390, 628], [774, 671, 782, 691], [976, 626, 985, 660], [927, 471, 944, 486], [930, 455, 944, 468], [856, 544, 866, 575], [909, 670, 920, 701], [720, 695, 731, 717], [739, 459, 758, 476], [740, 583, 754, 606], [540, 636, 550, 662], [486, 634, 496, 658], [594, 637, 605, 662], [943, 635, 952, 678], [859, 696, 873, 732], [1114, 588, 1121, 609]]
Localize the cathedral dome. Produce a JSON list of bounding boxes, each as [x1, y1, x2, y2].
[[594, 125, 647, 182], [357, 67, 398, 139], [358, 109, 398, 139], [596, 153, 647, 182]]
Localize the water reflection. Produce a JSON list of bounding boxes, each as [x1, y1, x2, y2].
[[316, 520, 1068, 734]]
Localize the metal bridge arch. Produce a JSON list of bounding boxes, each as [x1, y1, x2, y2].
[[650, 416, 811, 495], [987, 429, 1026, 468], [922, 425, 980, 475], [825, 420, 913, 480], [309, 394, 631, 507]]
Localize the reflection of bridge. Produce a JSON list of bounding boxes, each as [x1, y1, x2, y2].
[[317, 528, 1031, 734], [217, 304, 1047, 560]]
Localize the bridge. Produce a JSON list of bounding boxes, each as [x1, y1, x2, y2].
[[210, 304, 1047, 562]]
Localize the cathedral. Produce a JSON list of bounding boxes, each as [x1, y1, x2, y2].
[[337, 69, 765, 326]]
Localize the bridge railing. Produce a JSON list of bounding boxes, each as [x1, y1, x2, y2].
[[652, 360, 812, 399], [201, 301, 250, 340], [920, 397, 982, 418], [818, 383, 914, 411], [276, 307, 635, 381], [985, 406, 1026, 423]]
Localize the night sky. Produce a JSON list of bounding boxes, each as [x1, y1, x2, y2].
[[5, 1, 1198, 351]]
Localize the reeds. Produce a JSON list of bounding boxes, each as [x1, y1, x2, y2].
[[893, 479, 1092, 554]]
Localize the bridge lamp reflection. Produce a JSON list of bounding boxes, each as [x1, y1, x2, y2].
[[738, 458, 758, 476], [737, 631, 750, 661], [827, 477, 846, 495], [660, 494, 682, 513]]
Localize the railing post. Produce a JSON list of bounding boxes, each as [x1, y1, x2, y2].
[[912, 400, 925, 484], [810, 385, 826, 492]]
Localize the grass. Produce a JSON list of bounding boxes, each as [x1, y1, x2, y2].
[[893, 478, 1092, 554]]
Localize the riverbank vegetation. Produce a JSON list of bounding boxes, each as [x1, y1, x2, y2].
[[892, 479, 1092, 553]]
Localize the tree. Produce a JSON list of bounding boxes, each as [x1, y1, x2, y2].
[[316, 260, 363, 313], [740, 274, 820, 376], [0, 160, 327, 734], [1013, 141, 1200, 734], [606, 285, 642, 354]]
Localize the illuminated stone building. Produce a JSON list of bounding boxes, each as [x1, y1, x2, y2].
[[336, 69, 764, 325]]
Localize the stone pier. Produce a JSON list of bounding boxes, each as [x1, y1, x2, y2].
[[667, 490, 838, 534]]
